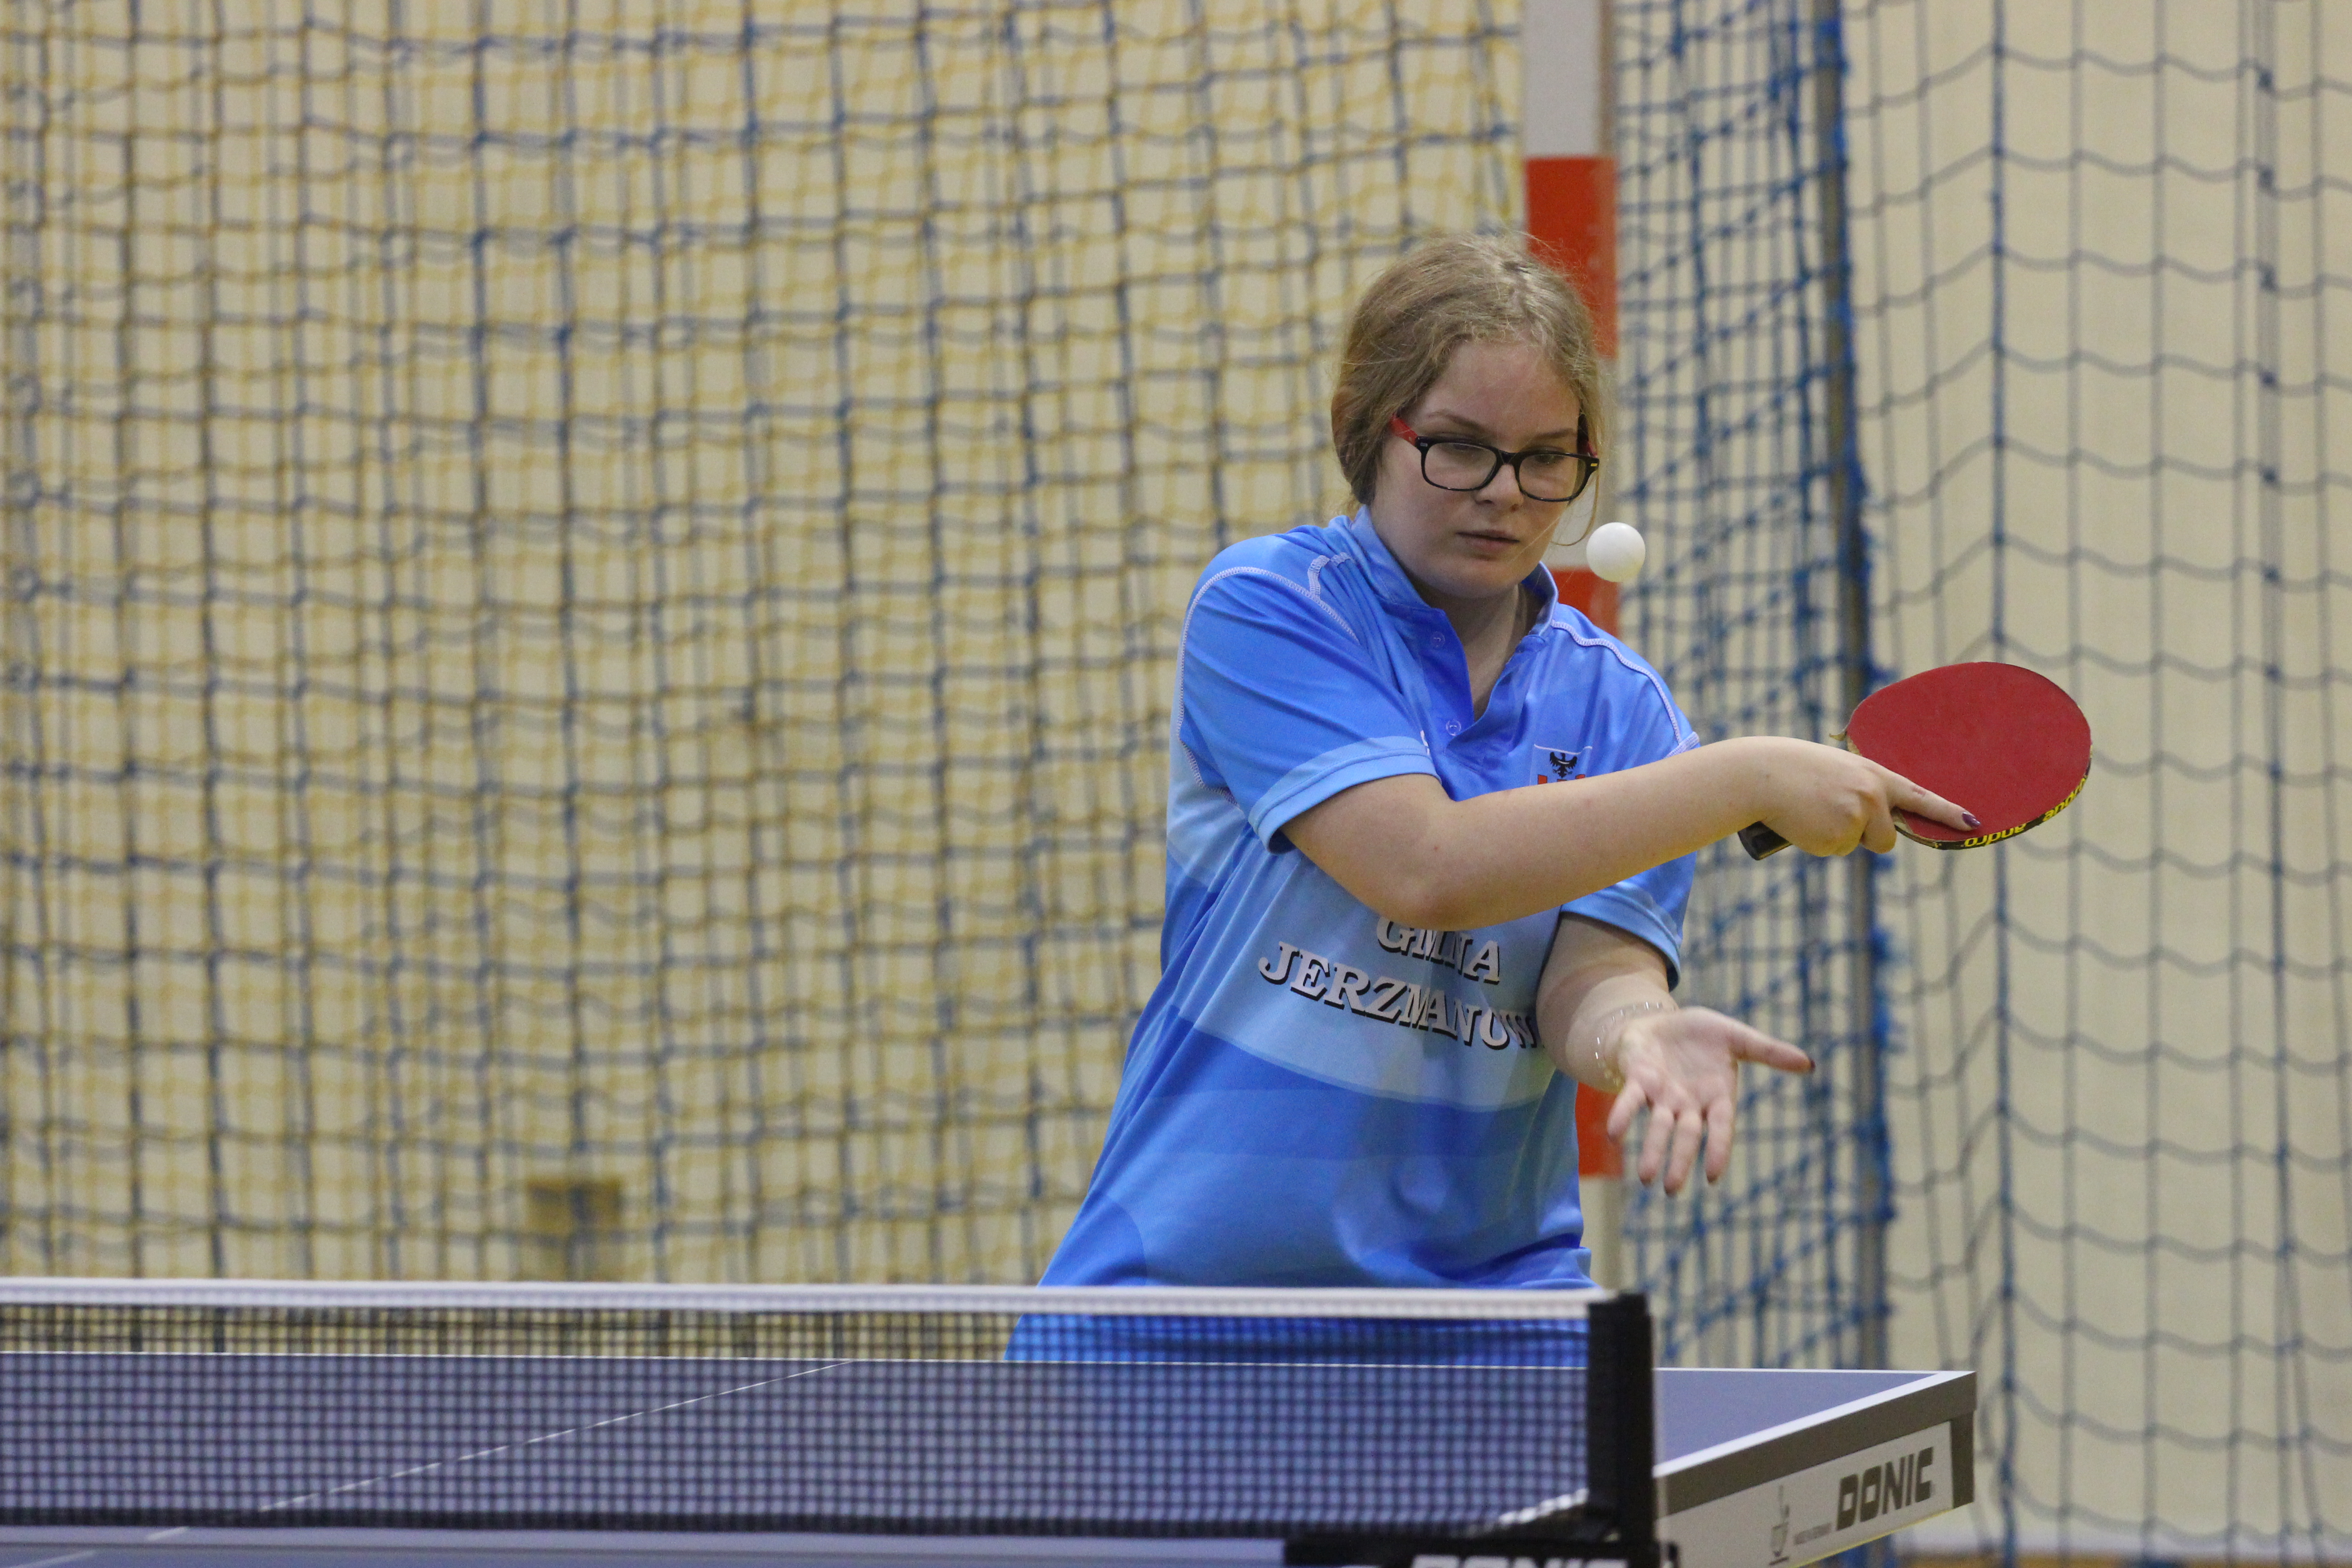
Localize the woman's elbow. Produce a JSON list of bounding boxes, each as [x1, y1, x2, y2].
[[1285, 781, 1496, 929]]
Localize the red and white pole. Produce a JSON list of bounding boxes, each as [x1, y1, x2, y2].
[[1527, 0, 1618, 632], [1524, 0, 1630, 1286]]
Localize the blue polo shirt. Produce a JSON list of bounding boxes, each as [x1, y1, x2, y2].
[[1041, 510, 1697, 1292]]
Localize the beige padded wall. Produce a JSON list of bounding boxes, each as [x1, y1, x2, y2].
[[0, 2, 1521, 1283]]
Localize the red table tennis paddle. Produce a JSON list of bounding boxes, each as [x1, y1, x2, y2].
[[1738, 662, 2091, 859]]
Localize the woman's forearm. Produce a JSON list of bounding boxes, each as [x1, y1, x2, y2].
[[1286, 739, 1771, 931]]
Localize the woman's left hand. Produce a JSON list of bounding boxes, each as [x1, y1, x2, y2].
[[1602, 1006, 1813, 1194]]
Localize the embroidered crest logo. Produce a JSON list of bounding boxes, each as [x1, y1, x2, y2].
[[1537, 744, 1587, 783]]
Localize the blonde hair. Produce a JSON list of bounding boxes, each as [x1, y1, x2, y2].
[[1329, 233, 1606, 506]]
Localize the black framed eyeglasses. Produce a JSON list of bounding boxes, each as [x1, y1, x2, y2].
[[1389, 416, 1598, 504]]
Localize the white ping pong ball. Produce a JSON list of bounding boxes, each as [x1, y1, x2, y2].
[[1585, 521, 1646, 583]]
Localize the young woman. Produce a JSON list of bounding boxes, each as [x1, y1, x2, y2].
[[1039, 234, 1967, 1297]]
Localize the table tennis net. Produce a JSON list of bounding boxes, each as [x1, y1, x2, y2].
[[0, 1283, 1651, 1547]]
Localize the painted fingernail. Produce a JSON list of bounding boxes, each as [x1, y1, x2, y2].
[[1962, 812, 1982, 829]]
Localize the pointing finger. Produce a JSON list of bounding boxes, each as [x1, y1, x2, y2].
[[1880, 767, 1979, 838]]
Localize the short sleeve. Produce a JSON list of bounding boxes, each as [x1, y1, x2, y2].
[[1176, 564, 1438, 847], [1556, 643, 1701, 985]]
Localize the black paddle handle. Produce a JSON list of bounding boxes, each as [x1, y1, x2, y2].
[[1739, 821, 1790, 858]]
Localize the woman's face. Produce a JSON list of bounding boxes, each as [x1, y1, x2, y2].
[[1367, 338, 1583, 616]]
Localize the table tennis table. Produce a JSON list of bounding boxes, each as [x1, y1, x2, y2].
[[0, 1283, 1973, 1568]]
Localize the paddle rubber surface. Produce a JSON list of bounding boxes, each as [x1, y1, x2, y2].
[[1738, 661, 2091, 858], [1848, 662, 2091, 848]]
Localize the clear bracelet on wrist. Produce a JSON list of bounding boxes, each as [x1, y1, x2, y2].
[[1589, 1000, 1677, 1093]]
